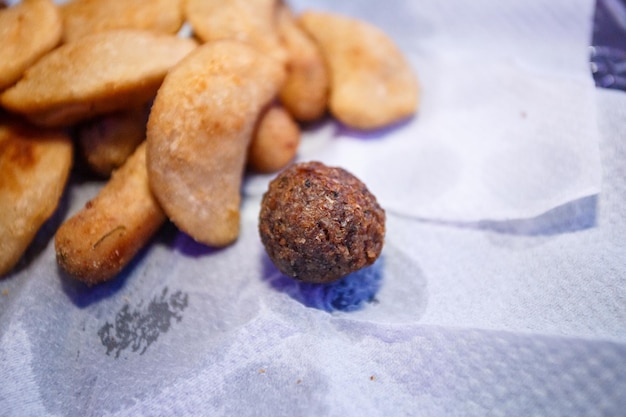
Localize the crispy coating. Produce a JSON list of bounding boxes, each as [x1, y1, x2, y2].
[[0, 118, 73, 277], [248, 103, 300, 174], [277, 5, 329, 122], [78, 105, 149, 177], [259, 161, 385, 283], [299, 11, 418, 130], [185, 0, 287, 64], [0, 30, 196, 127], [55, 142, 166, 285], [61, 0, 184, 43], [147, 41, 285, 247], [0, 0, 62, 91]]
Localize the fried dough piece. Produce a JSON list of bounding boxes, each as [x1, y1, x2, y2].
[[0, 119, 73, 277], [299, 11, 418, 130], [55, 142, 166, 285], [78, 105, 149, 177], [0, 30, 196, 127], [61, 0, 184, 43], [277, 5, 329, 122], [248, 103, 300, 174], [185, 0, 287, 64], [0, 0, 62, 91], [147, 41, 285, 247]]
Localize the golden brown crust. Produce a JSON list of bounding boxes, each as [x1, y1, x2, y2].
[[0, 30, 197, 127], [298, 11, 418, 130], [0, 0, 62, 91], [248, 103, 300, 174], [185, 0, 287, 64], [61, 0, 184, 43], [0, 119, 73, 277], [78, 105, 149, 177], [147, 40, 285, 247], [277, 5, 329, 122], [259, 161, 385, 283], [54, 142, 166, 285]]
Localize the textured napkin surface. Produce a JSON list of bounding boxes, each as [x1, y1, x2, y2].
[[246, 0, 602, 222], [1, 1, 625, 416]]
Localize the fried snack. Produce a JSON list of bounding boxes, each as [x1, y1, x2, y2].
[[55, 142, 166, 285], [298, 11, 418, 130], [0, 0, 62, 91], [276, 5, 329, 122], [0, 30, 197, 127], [78, 105, 149, 177], [259, 161, 385, 284], [147, 41, 285, 247], [0, 119, 73, 277], [248, 103, 300, 174], [61, 0, 184, 43], [185, 0, 287, 64]]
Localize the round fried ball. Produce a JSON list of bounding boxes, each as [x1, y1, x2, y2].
[[259, 161, 385, 284]]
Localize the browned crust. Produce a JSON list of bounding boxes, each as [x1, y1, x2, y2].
[[0, 119, 73, 276], [0, 30, 196, 127], [259, 161, 385, 283], [54, 142, 166, 285]]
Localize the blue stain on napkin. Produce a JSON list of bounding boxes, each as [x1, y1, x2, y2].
[[263, 256, 384, 313]]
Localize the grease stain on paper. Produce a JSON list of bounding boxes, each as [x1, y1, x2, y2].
[[98, 287, 188, 358]]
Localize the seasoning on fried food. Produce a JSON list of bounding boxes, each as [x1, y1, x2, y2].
[[0, 30, 196, 127], [55, 142, 166, 285], [259, 161, 385, 284], [147, 40, 285, 247], [61, 0, 184, 43]]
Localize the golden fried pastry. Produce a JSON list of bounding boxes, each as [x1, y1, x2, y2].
[[299, 11, 418, 130], [276, 5, 329, 122], [147, 41, 285, 247], [0, 118, 73, 276], [185, 0, 287, 64], [0, 0, 62, 91], [78, 105, 149, 177], [0, 30, 196, 127], [55, 142, 166, 285], [61, 0, 184, 43], [248, 103, 300, 174]]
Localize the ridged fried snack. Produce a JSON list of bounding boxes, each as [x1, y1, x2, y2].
[[0, 0, 62, 91], [299, 11, 418, 130], [0, 30, 196, 127], [0, 118, 73, 277], [147, 41, 285, 247], [55, 142, 166, 285], [61, 0, 184, 43]]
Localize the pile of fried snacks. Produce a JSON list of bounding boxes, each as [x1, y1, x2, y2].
[[0, 0, 418, 284]]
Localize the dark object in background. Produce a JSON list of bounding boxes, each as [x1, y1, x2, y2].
[[259, 161, 385, 284], [591, 0, 626, 89]]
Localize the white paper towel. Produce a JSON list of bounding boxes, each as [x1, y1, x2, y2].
[[245, 0, 602, 222], [1, 1, 624, 417]]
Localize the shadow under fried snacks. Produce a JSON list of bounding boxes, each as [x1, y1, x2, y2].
[[262, 253, 384, 313]]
